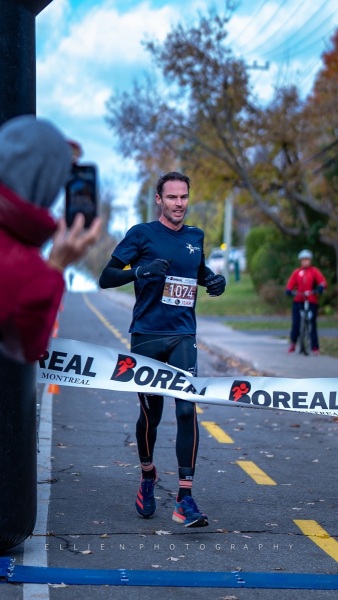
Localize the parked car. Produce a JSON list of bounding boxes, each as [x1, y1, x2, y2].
[[207, 247, 246, 274], [207, 249, 226, 274]]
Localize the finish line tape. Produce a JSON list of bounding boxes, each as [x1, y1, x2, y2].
[[1, 559, 338, 589], [36, 337, 338, 416]]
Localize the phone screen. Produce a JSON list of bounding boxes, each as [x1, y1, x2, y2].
[[65, 164, 98, 228]]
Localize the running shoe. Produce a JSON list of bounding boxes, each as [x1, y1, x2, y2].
[[135, 470, 156, 518], [172, 496, 208, 527], [287, 343, 296, 353]]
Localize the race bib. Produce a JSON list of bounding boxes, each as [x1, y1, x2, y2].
[[162, 276, 197, 307]]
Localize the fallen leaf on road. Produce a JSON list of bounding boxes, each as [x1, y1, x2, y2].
[[155, 530, 172, 536], [80, 550, 93, 555], [167, 557, 179, 561]]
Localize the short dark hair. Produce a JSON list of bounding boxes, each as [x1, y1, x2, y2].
[[156, 171, 190, 198]]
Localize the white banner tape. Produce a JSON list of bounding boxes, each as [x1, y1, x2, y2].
[[36, 338, 338, 416]]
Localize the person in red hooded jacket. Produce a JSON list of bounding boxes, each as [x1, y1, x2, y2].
[[285, 249, 327, 355], [0, 115, 101, 364]]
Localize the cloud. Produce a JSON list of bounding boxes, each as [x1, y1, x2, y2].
[[36, 1, 179, 121], [35, 1, 181, 196]]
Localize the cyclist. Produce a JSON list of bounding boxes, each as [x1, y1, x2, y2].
[[99, 171, 226, 527], [285, 249, 327, 355]]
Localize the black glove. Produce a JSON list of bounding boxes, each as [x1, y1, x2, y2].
[[205, 273, 226, 296], [135, 259, 171, 279], [317, 284, 325, 294], [285, 289, 295, 297]]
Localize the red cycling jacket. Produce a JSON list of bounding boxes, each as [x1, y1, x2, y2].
[[286, 265, 327, 304], [0, 183, 65, 363]]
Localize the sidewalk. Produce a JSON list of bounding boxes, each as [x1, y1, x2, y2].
[[102, 289, 338, 379], [197, 317, 338, 378]]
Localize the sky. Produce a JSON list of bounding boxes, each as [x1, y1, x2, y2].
[[36, 0, 338, 232]]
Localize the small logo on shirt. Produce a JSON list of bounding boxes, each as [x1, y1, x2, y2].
[[186, 243, 201, 254]]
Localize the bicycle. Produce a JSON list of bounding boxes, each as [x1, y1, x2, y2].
[[298, 291, 317, 356]]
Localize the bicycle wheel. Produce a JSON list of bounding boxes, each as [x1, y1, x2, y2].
[[299, 315, 311, 355]]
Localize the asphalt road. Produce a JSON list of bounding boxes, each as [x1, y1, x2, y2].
[[2, 290, 338, 600]]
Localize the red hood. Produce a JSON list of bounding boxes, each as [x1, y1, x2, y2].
[[0, 183, 57, 247]]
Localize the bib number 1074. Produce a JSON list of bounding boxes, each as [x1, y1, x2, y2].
[[162, 276, 197, 307]]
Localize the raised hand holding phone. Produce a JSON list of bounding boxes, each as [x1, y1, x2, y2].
[[48, 214, 102, 273], [65, 163, 98, 228]]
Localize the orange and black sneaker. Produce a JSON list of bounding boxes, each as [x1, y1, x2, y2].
[[135, 469, 157, 518], [172, 496, 208, 527]]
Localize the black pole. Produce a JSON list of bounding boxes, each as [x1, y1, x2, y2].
[[0, 355, 37, 552], [0, 1, 36, 125], [0, 0, 53, 552]]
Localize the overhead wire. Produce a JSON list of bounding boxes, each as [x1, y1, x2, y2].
[[246, 0, 308, 55], [296, 57, 323, 89], [224, 1, 337, 104], [267, 18, 338, 61], [263, 6, 338, 60], [235, 0, 290, 50], [227, 0, 271, 44], [247, 0, 331, 55]]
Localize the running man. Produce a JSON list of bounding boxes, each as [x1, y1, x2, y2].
[[99, 171, 226, 527]]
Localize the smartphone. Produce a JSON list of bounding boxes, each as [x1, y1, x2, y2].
[[65, 163, 98, 228]]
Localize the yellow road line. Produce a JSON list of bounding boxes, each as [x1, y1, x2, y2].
[[201, 421, 234, 443], [236, 460, 277, 485], [196, 406, 203, 414], [83, 293, 130, 348], [294, 520, 338, 562]]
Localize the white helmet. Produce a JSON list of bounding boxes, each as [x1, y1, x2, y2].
[[298, 249, 313, 260]]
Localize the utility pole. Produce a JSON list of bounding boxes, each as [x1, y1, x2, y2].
[[147, 185, 154, 222], [222, 192, 234, 283], [247, 60, 270, 71]]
